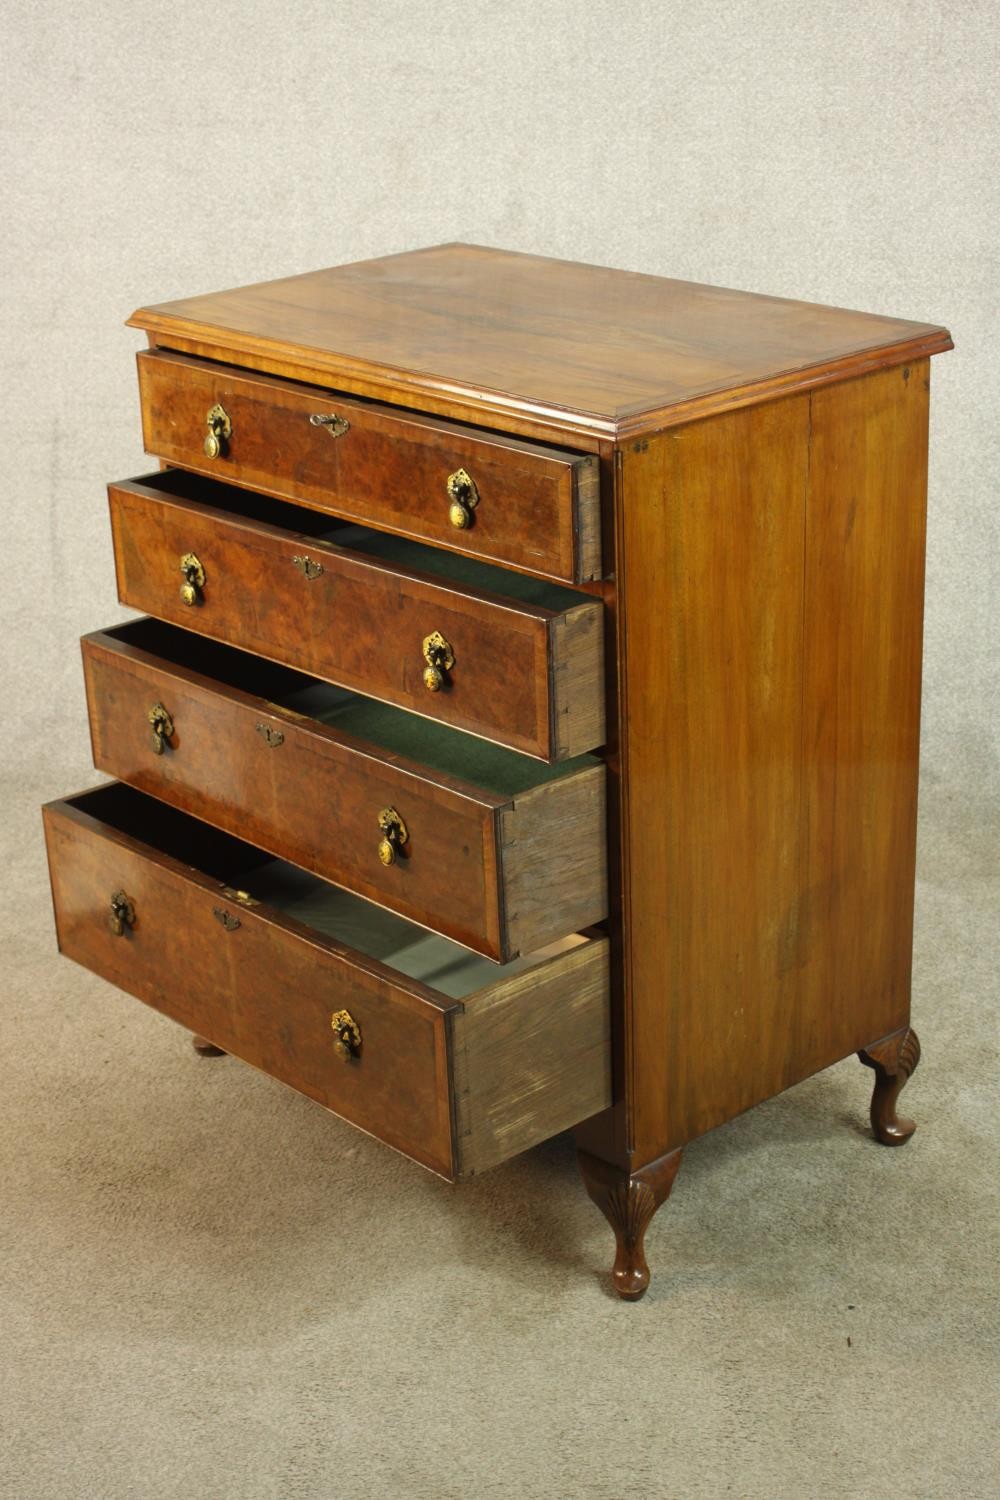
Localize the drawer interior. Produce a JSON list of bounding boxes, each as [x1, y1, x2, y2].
[[239, 862, 589, 1000], [127, 469, 591, 610], [64, 784, 591, 999], [77, 780, 266, 880], [103, 618, 600, 798]]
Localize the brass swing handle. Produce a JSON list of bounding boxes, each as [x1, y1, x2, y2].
[[108, 889, 136, 937], [377, 807, 408, 866], [179, 552, 205, 606], [204, 403, 232, 459], [148, 702, 174, 755], [422, 631, 455, 692], [447, 468, 479, 529], [331, 1008, 362, 1062]]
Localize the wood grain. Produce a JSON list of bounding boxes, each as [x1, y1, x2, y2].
[[43, 787, 456, 1176], [452, 937, 611, 1177], [82, 621, 607, 960], [137, 349, 602, 583], [549, 603, 606, 761], [499, 764, 607, 959], [618, 396, 809, 1158], [796, 363, 930, 1068], [108, 472, 605, 761], [127, 243, 951, 444], [615, 363, 932, 1162], [44, 786, 612, 1181]]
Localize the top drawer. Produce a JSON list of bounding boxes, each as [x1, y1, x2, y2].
[[137, 350, 602, 585]]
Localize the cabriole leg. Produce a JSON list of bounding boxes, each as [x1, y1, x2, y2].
[[858, 1026, 921, 1145], [577, 1147, 683, 1300]]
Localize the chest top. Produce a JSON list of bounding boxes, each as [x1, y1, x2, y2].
[[129, 242, 951, 441]]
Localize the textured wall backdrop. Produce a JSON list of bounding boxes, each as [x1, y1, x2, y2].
[[3, 0, 997, 826]]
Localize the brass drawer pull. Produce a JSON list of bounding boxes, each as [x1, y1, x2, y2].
[[310, 412, 350, 439], [255, 722, 284, 748], [204, 403, 232, 459], [291, 554, 324, 581], [331, 1008, 362, 1062], [148, 702, 174, 755], [179, 552, 205, 606], [377, 807, 408, 866], [422, 630, 455, 692], [108, 889, 136, 937], [447, 468, 479, 529]]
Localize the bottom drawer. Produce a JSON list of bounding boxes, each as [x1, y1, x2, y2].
[[43, 784, 611, 1179]]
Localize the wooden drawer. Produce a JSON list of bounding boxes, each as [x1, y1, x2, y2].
[[109, 471, 604, 762], [82, 620, 607, 961], [43, 785, 611, 1180], [136, 349, 602, 584]]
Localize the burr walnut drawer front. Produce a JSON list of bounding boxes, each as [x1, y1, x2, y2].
[[43, 785, 611, 1180], [82, 620, 607, 962], [109, 471, 604, 762], [136, 349, 602, 584]]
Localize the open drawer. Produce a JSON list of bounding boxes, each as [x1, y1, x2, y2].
[[82, 620, 607, 961], [109, 470, 604, 761], [43, 785, 611, 1179], [135, 348, 602, 585]]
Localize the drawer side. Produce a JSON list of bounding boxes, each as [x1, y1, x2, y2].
[[450, 936, 611, 1178]]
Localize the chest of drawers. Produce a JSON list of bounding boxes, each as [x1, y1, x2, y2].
[[43, 244, 951, 1297]]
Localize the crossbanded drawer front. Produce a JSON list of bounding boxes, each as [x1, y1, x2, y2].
[[109, 471, 605, 763], [136, 349, 602, 585], [81, 620, 607, 962], [43, 785, 611, 1180]]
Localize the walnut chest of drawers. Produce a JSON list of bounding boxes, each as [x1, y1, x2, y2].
[[43, 244, 952, 1298]]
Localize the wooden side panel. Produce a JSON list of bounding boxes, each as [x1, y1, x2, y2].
[[108, 478, 604, 760], [452, 937, 612, 1177], [43, 798, 456, 1177], [137, 349, 601, 583], [619, 398, 809, 1158], [618, 364, 931, 1160], [795, 362, 929, 1064], [499, 765, 608, 958]]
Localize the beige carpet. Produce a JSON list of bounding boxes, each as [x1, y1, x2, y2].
[[2, 768, 997, 1499]]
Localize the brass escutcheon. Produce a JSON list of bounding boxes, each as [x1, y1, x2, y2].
[[377, 806, 408, 867], [447, 468, 480, 529], [179, 552, 205, 606], [291, 554, 324, 581], [108, 889, 136, 937], [204, 403, 232, 459], [331, 1008, 362, 1062], [310, 412, 350, 439], [421, 630, 455, 692], [148, 702, 174, 755], [255, 722, 284, 748]]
